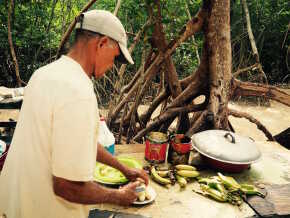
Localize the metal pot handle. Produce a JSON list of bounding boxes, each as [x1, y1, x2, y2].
[[224, 133, 236, 143]]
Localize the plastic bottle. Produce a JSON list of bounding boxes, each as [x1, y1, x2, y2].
[[97, 117, 115, 155], [0, 140, 6, 156]]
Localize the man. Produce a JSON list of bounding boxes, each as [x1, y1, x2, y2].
[[0, 10, 148, 218]]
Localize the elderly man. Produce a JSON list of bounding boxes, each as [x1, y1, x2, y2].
[[0, 10, 148, 218]]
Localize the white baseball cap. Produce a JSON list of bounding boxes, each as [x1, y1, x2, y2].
[[75, 10, 134, 64]]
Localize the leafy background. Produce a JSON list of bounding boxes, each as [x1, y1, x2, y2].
[[0, 0, 289, 103]]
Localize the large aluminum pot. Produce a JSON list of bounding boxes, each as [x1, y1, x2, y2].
[[191, 130, 261, 173]]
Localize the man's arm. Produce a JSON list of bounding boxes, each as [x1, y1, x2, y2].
[[52, 176, 139, 205], [96, 143, 128, 173]]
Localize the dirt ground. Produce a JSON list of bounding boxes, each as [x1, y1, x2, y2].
[[0, 89, 289, 142]]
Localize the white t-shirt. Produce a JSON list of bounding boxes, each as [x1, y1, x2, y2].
[[0, 56, 99, 218]]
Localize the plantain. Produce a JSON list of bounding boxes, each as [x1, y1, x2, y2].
[[177, 170, 199, 178], [156, 166, 170, 171], [157, 170, 169, 177], [151, 166, 171, 185], [175, 164, 196, 171], [176, 175, 187, 188]]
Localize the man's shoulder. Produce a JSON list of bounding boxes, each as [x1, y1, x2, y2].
[[27, 56, 94, 101], [35, 56, 76, 76], [32, 56, 89, 86]]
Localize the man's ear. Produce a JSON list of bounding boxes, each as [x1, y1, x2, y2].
[[98, 36, 109, 48]]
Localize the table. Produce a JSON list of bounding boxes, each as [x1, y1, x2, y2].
[[0, 98, 22, 143], [92, 141, 290, 218]]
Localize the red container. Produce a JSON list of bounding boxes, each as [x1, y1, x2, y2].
[[145, 132, 168, 164], [170, 134, 192, 154]]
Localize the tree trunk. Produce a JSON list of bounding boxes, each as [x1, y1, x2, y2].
[[205, 0, 232, 129], [8, 0, 22, 87], [151, 1, 190, 133], [185, 1, 200, 64], [241, 0, 268, 84]]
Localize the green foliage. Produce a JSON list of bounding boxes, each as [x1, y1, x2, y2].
[[231, 0, 290, 83], [0, 0, 288, 89]]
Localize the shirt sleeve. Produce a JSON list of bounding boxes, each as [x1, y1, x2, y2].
[[51, 98, 98, 182]]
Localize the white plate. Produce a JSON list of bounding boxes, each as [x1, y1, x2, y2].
[[133, 186, 157, 205]]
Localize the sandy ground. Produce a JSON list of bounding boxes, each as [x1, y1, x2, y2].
[[228, 89, 290, 141], [228, 100, 290, 141], [0, 89, 289, 142]]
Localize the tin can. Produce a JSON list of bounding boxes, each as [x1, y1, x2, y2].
[[168, 134, 192, 165], [171, 134, 192, 154], [145, 132, 168, 164]]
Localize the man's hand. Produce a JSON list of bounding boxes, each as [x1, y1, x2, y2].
[[116, 181, 140, 206], [123, 167, 149, 186]]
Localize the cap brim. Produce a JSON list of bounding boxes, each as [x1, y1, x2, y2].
[[118, 43, 134, 65]]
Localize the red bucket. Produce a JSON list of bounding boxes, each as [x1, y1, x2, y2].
[[145, 132, 168, 164]]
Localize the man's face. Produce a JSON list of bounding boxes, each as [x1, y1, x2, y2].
[[93, 36, 120, 78]]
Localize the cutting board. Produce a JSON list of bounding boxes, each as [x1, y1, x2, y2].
[[89, 209, 151, 218], [245, 184, 290, 217]]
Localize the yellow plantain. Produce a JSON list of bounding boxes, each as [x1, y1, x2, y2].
[[151, 166, 171, 185], [177, 170, 200, 178], [157, 170, 169, 177], [176, 175, 187, 188], [175, 164, 196, 171]]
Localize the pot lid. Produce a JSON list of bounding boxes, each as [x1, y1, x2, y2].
[[191, 130, 261, 164]]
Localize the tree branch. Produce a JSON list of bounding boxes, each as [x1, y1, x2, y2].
[[117, 102, 128, 144], [133, 103, 206, 142], [167, 44, 209, 109], [118, 19, 152, 78], [185, 1, 200, 64], [139, 88, 169, 126], [152, 0, 190, 132], [241, 0, 268, 84], [108, 7, 206, 126], [8, 0, 23, 87], [228, 109, 275, 141], [186, 110, 208, 136], [233, 79, 290, 107], [233, 63, 258, 78], [126, 49, 147, 143], [56, 0, 98, 58], [113, 0, 122, 16]]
